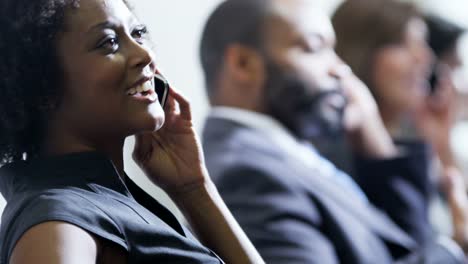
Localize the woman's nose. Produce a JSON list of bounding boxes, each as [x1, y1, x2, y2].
[[128, 40, 154, 70]]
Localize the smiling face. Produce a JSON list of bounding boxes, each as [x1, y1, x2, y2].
[[371, 18, 432, 115], [52, 0, 164, 144]]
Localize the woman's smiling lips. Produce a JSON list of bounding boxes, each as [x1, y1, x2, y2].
[[126, 77, 159, 103]]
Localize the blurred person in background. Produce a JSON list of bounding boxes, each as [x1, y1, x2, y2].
[[426, 15, 465, 92], [426, 16, 468, 179], [333, 0, 468, 252], [426, 14, 468, 169], [426, 13, 468, 248], [200, 0, 465, 262]]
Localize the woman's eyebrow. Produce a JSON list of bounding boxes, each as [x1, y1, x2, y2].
[[86, 21, 119, 34], [128, 16, 143, 28], [86, 17, 142, 35]]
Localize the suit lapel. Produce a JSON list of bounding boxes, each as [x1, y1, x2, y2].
[[281, 146, 416, 249]]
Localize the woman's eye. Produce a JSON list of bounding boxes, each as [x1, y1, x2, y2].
[[98, 37, 119, 53], [132, 27, 148, 43]]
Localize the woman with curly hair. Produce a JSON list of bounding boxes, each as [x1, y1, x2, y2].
[[0, 0, 264, 263]]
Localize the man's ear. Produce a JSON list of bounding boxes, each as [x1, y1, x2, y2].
[[224, 43, 266, 87]]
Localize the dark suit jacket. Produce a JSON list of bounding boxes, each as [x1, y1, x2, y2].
[[203, 117, 462, 264]]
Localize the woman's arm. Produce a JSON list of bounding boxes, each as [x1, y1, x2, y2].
[[172, 181, 264, 264], [133, 88, 264, 264], [10, 221, 98, 264]]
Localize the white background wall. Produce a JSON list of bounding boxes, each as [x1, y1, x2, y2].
[[2, 0, 468, 220]]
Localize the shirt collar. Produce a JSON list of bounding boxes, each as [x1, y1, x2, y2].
[[209, 106, 299, 147], [208, 106, 337, 175]]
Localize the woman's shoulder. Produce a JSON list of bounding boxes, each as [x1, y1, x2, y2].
[[0, 188, 127, 263], [9, 221, 101, 264]]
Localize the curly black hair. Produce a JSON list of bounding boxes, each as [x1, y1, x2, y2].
[[0, 0, 81, 165]]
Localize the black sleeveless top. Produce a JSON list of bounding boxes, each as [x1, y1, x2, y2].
[[0, 152, 224, 263]]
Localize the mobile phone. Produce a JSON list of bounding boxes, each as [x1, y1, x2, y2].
[[154, 73, 169, 108], [429, 68, 438, 95]]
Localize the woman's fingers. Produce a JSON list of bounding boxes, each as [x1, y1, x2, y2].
[[169, 88, 192, 120]]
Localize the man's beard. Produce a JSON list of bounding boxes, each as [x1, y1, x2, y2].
[[264, 62, 347, 141]]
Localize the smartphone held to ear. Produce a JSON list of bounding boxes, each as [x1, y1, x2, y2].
[[154, 73, 169, 108], [429, 63, 451, 96], [429, 68, 439, 95]]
